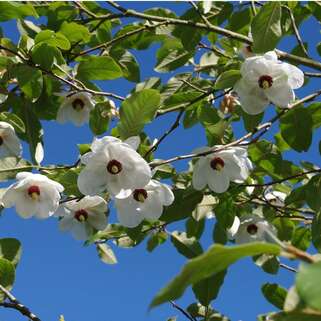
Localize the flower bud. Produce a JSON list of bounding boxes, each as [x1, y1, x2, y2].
[[219, 94, 239, 114]]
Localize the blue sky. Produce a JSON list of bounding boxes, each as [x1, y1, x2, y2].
[[0, 2, 320, 321]]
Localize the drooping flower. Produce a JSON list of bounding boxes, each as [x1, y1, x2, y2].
[[234, 51, 304, 115], [264, 188, 287, 207], [2, 172, 64, 219], [56, 92, 95, 126], [0, 122, 22, 158], [56, 195, 107, 240], [192, 146, 252, 193], [227, 215, 276, 244], [77, 136, 151, 197], [114, 180, 174, 228]]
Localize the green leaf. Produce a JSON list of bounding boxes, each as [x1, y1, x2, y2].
[[170, 231, 203, 259], [150, 243, 280, 308], [32, 42, 65, 69], [0, 112, 25, 134], [270, 311, 321, 321], [147, 231, 167, 252], [35, 30, 70, 50], [305, 174, 321, 212], [252, 2, 282, 52], [280, 107, 313, 152], [0, 2, 38, 21], [292, 226, 311, 251], [192, 270, 227, 306], [0, 258, 15, 302], [214, 198, 236, 229], [242, 110, 264, 132], [77, 56, 122, 81], [262, 283, 287, 309], [117, 89, 160, 139], [15, 65, 43, 100], [59, 22, 90, 43], [296, 261, 321, 311], [309, 102, 321, 129], [155, 38, 192, 73], [215, 70, 241, 89], [312, 210, 321, 252], [0, 238, 22, 267], [0, 157, 31, 182], [186, 217, 205, 239], [96, 243, 117, 265], [160, 188, 203, 223], [89, 102, 110, 136], [44, 168, 81, 196]]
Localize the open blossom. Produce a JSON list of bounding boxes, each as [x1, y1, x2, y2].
[[2, 172, 64, 219], [114, 180, 174, 228], [227, 215, 276, 244], [56, 92, 95, 126], [192, 146, 252, 193], [77, 136, 151, 197], [234, 51, 304, 115], [0, 122, 22, 158], [56, 196, 107, 240]]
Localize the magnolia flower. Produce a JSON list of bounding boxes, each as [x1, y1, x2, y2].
[[56, 196, 107, 240], [234, 51, 304, 115], [0, 122, 22, 158], [192, 146, 252, 193], [264, 188, 287, 207], [2, 172, 64, 219], [114, 180, 174, 228], [56, 92, 95, 126], [77, 136, 151, 197], [228, 215, 276, 244]]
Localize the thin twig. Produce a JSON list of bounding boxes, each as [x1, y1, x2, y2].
[[279, 263, 297, 273], [0, 284, 41, 321], [170, 301, 197, 321]]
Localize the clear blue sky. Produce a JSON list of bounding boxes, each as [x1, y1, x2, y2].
[[0, 2, 320, 321]]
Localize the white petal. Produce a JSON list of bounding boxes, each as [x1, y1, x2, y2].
[[15, 198, 37, 219], [115, 198, 142, 228], [282, 63, 304, 89], [227, 216, 240, 239], [91, 136, 121, 153], [192, 157, 208, 190], [70, 223, 89, 240], [124, 136, 140, 150], [77, 167, 107, 195], [59, 215, 74, 231], [2, 187, 19, 208], [140, 193, 163, 221], [2, 132, 22, 157], [265, 84, 295, 108], [207, 170, 230, 193], [157, 182, 174, 206], [234, 80, 269, 115], [264, 51, 278, 61], [88, 212, 107, 230]]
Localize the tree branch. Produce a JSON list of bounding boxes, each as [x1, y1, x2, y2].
[[0, 284, 41, 321], [170, 300, 197, 321]]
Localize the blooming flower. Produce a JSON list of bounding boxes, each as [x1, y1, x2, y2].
[[114, 179, 174, 228], [0, 122, 22, 158], [234, 51, 304, 115], [56, 196, 107, 240], [2, 172, 64, 219], [56, 92, 95, 126], [192, 146, 252, 193], [77, 136, 151, 197], [227, 215, 276, 244]]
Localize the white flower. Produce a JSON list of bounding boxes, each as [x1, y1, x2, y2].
[[227, 215, 276, 244], [56, 92, 95, 126], [0, 122, 22, 158], [56, 196, 107, 240], [192, 146, 252, 193], [234, 51, 304, 115], [2, 172, 64, 219], [77, 136, 151, 197], [264, 188, 287, 207], [114, 180, 174, 228]]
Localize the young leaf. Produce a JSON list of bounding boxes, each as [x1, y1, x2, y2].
[[150, 243, 280, 308], [251, 2, 282, 52], [0, 238, 22, 267], [0, 258, 15, 302], [215, 70, 241, 89], [262, 283, 287, 310], [117, 89, 160, 139], [96, 243, 117, 265], [170, 231, 203, 259]]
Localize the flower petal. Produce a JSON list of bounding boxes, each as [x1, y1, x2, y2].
[[282, 63, 304, 89], [192, 157, 208, 190], [207, 170, 230, 193], [115, 198, 142, 228], [265, 84, 294, 107], [140, 193, 163, 221]]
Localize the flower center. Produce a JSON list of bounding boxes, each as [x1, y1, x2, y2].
[[74, 209, 88, 222], [247, 223, 258, 235], [0, 136, 3, 146], [258, 75, 273, 89], [72, 98, 85, 111], [133, 189, 148, 203], [210, 157, 225, 171], [106, 159, 122, 175], [27, 185, 40, 201]]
